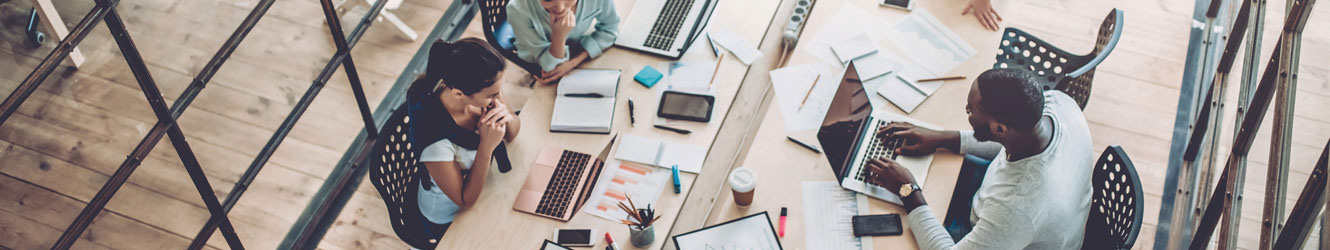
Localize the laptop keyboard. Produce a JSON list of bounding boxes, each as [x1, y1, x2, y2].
[[643, 0, 696, 50], [855, 121, 906, 185], [535, 150, 592, 218]]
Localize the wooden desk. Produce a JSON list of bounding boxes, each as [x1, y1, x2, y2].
[[703, 0, 1009, 249], [436, 0, 780, 248]]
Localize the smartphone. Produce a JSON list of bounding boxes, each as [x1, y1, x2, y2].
[[880, 0, 913, 10], [851, 214, 903, 236], [552, 229, 597, 247], [657, 90, 715, 122]]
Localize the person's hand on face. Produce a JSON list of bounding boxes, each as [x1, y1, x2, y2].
[[878, 122, 946, 156], [485, 99, 513, 126], [549, 5, 576, 40], [478, 108, 508, 151], [864, 158, 918, 196], [962, 0, 1003, 31]]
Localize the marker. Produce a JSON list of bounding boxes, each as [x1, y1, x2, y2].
[[564, 93, 605, 98], [672, 165, 682, 194], [605, 233, 621, 250], [779, 207, 788, 237], [786, 136, 822, 154]]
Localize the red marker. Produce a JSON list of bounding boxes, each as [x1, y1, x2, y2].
[[779, 207, 788, 237], [605, 232, 622, 250]]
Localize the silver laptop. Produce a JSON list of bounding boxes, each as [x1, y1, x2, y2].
[[817, 63, 939, 205], [613, 0, 718, 59]]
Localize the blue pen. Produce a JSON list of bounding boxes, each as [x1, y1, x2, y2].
[[672, 165, 682, 194]]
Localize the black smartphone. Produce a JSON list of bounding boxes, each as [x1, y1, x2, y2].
[[657, 90, 715, 122], [852, 214, 903, 236], [880, 0, 913, 10], [552, 229, 596, 247]]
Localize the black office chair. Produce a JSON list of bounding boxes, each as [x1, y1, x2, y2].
[[476, 0, 544, 80], [368, 103, 443, 250], [1081, 145, 1143, 250], [993, 8, 1123, 110]]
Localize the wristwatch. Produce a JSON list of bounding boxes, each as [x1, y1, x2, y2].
[[899, 183, 922, 198]]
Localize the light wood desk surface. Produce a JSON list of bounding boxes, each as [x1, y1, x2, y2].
[[704, 0, 1010, 249], [437, 0, 780, 248]]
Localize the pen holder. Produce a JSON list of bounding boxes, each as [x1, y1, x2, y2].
[[629, 225, 654, 247]]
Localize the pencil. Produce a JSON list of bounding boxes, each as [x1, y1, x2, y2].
[[707, 54, 725, 89], [798, 74, 821, 109], [917, 76, 966, 82]]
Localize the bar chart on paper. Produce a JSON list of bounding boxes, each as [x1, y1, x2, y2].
[[583, 161, 669, 221]]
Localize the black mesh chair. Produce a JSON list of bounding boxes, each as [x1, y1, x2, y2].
[[1082, 145, 1143, 250], [475, 0, 544, 79], [368, 103, 443, 249], [993, 8, 1123, 110]]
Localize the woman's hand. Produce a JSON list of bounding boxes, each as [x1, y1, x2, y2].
[[550, 10, 576, 41], [962, 0, 1003, 31], [479, 110, 507, 151], [486, 100, 514, 126], [537, 56, 582, 84]]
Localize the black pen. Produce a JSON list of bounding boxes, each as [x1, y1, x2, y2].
[[787, 136, 822, 154], [654, 124, 691, 135], [564, 93, 604, 98], [628, 99, 636, 126]]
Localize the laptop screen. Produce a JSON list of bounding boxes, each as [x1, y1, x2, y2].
[[817, 63, 872, 182]]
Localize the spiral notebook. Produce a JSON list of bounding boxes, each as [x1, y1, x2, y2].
[[551, 69, 621, 134]]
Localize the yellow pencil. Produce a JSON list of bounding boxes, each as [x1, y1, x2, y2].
[[707, 54, 725, 89], [799, 74, 822, 109]]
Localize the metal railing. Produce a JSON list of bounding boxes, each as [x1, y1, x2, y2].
[[0, 0, 397, 248], [1156, 0, 1323, 249]]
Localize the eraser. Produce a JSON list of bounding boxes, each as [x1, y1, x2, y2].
[[634, 66, 664, 88]]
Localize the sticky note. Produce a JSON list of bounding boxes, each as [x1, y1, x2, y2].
[[634, 66, 664, 88]]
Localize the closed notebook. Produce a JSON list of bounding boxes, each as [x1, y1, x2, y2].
[[552, 69, 621, 134]]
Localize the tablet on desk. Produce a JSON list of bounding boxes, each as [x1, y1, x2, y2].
[[658, 90, 715, 122]]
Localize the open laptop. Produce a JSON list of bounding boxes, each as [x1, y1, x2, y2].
[[514, 136, 617, 221], [817, 63, 940, 205], [613, 0, 719, 59]]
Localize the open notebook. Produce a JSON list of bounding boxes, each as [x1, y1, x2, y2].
[[614, 134, 707, 173], [551, 69, 621, 134]]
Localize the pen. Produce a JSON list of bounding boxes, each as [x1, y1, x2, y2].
[[628, 99, 636, 126], [654, 124, 692, 135], [605, 233, 621, 250], [779, 207, 788, 237], [672, 165, 682, 194], [786, 136, 822, 154], [564, 93, 605, 98], [917, 76, 966, 82]]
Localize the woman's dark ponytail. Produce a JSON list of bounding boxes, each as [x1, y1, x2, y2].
[[409, 38, 506, 99]]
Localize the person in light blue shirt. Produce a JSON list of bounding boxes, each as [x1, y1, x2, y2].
[[508, 0, 620, 84]]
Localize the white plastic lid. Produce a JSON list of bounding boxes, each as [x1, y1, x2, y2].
[[728, 168, 757, 192]]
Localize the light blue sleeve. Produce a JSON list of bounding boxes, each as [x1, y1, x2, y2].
[[577, 0, 620, 59], [509, 3, 568, 71]]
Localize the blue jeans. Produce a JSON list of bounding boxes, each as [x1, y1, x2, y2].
[[943, 154, 991, 241]]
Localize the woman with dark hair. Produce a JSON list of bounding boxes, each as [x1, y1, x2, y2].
[[508, 0, 619, 84], [406, 37, 521, 240]]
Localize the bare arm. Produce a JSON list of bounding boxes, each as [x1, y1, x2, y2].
[[423, 147, 494, 210]]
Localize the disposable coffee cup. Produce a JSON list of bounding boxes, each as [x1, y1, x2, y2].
[[729, 168, 757, 206]]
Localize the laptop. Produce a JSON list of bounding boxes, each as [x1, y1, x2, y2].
[[613, 0, 719, 59], [514, 136, 617, 221], [817, 63, 940, 205]]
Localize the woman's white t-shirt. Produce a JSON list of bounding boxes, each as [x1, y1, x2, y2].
[[416, 139, 478, 224]]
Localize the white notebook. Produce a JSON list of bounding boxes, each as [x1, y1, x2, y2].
[[551, 69, 620, 134], [614, 134, 707, 173]]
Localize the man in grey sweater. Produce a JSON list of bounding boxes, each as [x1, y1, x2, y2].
[[866, 68, 1095, 250]]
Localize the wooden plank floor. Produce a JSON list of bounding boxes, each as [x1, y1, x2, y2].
[[0, 0, 1325, 249]]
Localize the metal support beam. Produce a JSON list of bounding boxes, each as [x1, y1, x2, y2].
[[186, 0, 392, 246], [0, 0, 116, 126], [1219, 0, 1265, 247], [1260, 0, 1308, 247], [1272, 140, 1330, 250]]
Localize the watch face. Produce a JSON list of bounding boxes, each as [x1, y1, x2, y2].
[[899, 184, 912, 197]]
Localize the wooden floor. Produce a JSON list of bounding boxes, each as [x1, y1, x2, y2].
[[0, 0, 1326, 249]]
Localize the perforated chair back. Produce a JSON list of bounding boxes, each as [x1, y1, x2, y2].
[[1082, 145, 1143, 250], [993, 9, 1123, 109], [478, 0, 544, 77], [368, 103, 442, 249]]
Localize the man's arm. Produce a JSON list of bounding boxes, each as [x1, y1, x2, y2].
[[906, 192, 1037, 250], [957, 131, 1002, 160]]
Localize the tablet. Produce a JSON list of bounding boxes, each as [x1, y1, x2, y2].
[[658, 90, 715, 122]]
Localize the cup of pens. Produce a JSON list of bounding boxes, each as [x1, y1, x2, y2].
[[618, 195, 658, 247]]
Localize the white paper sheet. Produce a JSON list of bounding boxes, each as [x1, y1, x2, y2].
[[582, 160, 670, 222], [665, 61, 719, 93], [852, 52, 902, 81], [657, 143, 706, 173], [802, 182, 871, 250], [875, 74, 928, 113], [803, 5, 892, 67], [708, 28, 764, 65], [769, 63, 836, 133], [888, 9, 978, 76], [830, 33, 878, 64], [615, 134, 666, 165], [612, 134, 707, 173]]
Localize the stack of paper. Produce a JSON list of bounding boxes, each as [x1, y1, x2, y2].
[[887, 9, 978, 76], [830, 33, 877, 64], [614, 134, 707, 173], [708, 28, 763, 65], [582, 160, 670, 221], [769, 64, 835, 133], [802, 181, 872, 250], [551, 69, 620, 133]]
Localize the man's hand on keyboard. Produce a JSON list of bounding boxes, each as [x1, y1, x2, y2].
[[878, 122, 949, 156], [865, 158, 916, 196]]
